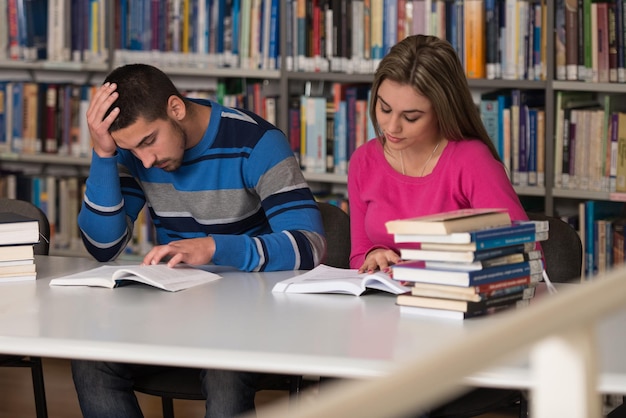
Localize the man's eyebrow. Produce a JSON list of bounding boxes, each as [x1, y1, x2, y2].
[[377, 96, 424, 114], [137, 132, 157, 147]]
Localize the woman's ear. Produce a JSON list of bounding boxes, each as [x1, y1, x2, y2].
[[168, 96, 186, 121]]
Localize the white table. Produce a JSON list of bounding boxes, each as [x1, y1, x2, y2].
[[1, 256, 626, 395]]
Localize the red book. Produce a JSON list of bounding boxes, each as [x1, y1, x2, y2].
[[44, 84, 59, 154], [597, 1, 610, 83]]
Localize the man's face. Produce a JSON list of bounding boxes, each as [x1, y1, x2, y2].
[[111, 116, 187, 172]]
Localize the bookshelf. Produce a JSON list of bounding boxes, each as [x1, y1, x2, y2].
[[2, 0, 626, 258]]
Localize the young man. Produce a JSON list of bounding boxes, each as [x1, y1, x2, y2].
[[72, 64, 326, 417]]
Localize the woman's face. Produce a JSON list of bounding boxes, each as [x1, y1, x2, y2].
[[375, 79, 441, 150]]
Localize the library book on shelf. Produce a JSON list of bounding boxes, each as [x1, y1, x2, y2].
[[272, 264, 410, 296], [386, 210, 547, 320]]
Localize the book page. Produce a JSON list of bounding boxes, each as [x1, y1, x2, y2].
[[111, 265, 222, 291], [50, 265, 222, 292], [272, 264, 409, 296], [49, 265, 120, 289]]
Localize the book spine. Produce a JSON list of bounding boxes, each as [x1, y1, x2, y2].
[[618, 0, 625, 82], [527, 107, 538, 185], [304, 96, 327, 174], [597, 2, 610, 83], [334, 99, 348, 175], [518, 100, 529, 186], [382, 0, 396, 58], [510, 89, 521, 184], [565, 0, 578, 80], [44, 83, 59, 154], [536, 108, 545, 187], [616, 112, 626, 192], [610, 111, 620, 192], [555, 0, 567, 80], [485, 0, 497, 79], [0, 82, 7, 152], [467, 260, 542, 286], [609, 0, 619, 83], [464, 0, 486, 79], [532, 1, 542, 80], [480, 97, 499, 151]]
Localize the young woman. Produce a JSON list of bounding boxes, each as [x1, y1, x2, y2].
[[348, 35, 528, 273]]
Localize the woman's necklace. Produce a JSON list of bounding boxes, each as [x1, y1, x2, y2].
[[398, 140, 441, 176]]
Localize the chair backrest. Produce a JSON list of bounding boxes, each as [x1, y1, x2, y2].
[[317, 201, 351, 269], [0, 198, 51, 255], [527, 212, 582, 283]]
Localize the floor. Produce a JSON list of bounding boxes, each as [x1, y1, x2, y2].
[[0, 357, 521, 417]]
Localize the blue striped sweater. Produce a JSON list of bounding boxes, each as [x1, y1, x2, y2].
[[78, 100, 325, 272]]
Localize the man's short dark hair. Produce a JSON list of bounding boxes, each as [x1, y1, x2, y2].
[[103, 64, 187, 132]]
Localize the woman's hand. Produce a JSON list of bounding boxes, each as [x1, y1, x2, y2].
[[358, 248, 401, 274]]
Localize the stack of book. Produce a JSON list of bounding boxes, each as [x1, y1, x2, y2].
[[385, 209, 548, 320], [0, 212, 40, 282]]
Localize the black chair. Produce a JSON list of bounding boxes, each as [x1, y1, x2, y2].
[[430, 212, 584, 418], [527, 212, 583, 283], [318, 201, 351, 269], [0, 197, 50, 418], [132, 201, 352, 418]]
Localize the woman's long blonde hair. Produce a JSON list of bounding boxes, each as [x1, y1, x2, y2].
[[369, 34, 501, 161]]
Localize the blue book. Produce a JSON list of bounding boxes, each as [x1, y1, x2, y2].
[[0, 82, 7, 151], [527, 108, 538, 186], [231, 0, 240, 60], [394, 220, 549, 248], [391, 260, 544, 287], [334, 100, 348, 175], [485, 0, 498, 79], [382, 0, 397, 55], [11, 82, 24, 154], [399, 243, 537, 263], [267, 0, 279, 69], [216, 0, 226, 54], [532, 2, 542, 80]]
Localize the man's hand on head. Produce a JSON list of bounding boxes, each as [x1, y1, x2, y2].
[[87, 82, 120, 158]]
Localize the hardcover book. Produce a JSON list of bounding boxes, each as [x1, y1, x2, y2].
[[398, 250, 542, 272], [399, 299, 530, 320], [0, 212, 40, 245], [393, 220, 549, 245], [0, 245, 34, 262], [385, 208, 511, 235], [409, 277, 537, 302], [415, 232, 547, 252], [396, 287, 533, 313], [399, 242, 536, 263], [391, 259, 543, 287]]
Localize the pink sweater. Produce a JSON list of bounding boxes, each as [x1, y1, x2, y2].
[[347, 139, 529, 269]]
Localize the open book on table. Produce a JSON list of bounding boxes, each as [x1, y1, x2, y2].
[[49, 264, 222, 292], [272, 264, 410, 296]]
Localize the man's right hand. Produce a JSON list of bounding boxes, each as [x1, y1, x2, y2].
[[87, 82, 121, 158]]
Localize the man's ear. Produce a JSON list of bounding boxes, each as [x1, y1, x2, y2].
[[168, 96, 186, 121]]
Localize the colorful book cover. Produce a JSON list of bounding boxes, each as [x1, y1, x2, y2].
[[392, 259, 543, 287], [394, 220, 549, 247]]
